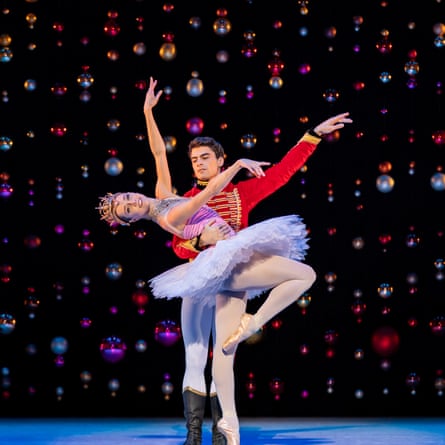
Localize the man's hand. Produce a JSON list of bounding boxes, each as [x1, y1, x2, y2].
[[313, 112, 353, 136], [199, 219, 233, 247]]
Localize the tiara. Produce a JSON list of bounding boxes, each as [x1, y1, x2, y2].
[[96, 193, 129, 226]]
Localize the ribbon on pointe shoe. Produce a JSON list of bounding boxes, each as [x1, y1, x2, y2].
[[222, 313, 256, 355]]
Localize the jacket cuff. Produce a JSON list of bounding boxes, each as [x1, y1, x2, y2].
[[300, 132, 323, 144], [178, 238, 200, 254]]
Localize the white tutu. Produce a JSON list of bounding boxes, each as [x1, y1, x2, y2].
[[148, 215, 309, 307]]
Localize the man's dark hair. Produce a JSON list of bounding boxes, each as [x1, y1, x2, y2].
[[188, 136, 225, 159]]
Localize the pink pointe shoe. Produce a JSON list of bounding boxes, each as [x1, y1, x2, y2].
[[217, 417, 240, 445], [222, 313, 257, 355]]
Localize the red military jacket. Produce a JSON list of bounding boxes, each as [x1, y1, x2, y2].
[[172, 133, 321, 260]]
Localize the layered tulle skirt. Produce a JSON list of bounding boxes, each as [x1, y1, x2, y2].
[[148, 214, 309, 307]]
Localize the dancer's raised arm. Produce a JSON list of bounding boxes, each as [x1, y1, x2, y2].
[[166, 157, 270, 230], [143, 76, 173, 199]]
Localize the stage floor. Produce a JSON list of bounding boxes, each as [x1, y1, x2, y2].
[[1, 417, 445, 444]]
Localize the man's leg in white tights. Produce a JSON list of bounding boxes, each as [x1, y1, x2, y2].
[[181, 298, 214, 394]]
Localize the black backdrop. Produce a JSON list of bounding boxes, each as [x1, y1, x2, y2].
[[1, 0, 445, 417]]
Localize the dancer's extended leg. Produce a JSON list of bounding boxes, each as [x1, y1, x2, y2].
[[223, 255, 316, 355]]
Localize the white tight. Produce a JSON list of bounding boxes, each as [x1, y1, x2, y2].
[[182, 255, 316, 427], [225, 255, 316, 328], [212, 293, 247, 421], [181, 292, 247, 399], [214, 255, 316, 423], [181, 298, 214, 395]]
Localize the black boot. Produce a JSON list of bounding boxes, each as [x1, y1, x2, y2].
[[183, 390, 206, 445], [210, 394, 227, 445]]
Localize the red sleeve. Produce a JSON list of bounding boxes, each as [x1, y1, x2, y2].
[[171, 133, 319, 261], [237, 135, 319, 213]]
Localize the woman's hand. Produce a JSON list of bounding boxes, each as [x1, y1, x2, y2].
[[235, 158, 271, 177], [204, 158, 271, 198], [144, 77, 163, 113]]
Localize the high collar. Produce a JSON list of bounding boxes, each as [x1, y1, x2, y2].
[[195, 179, 209, 190]]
